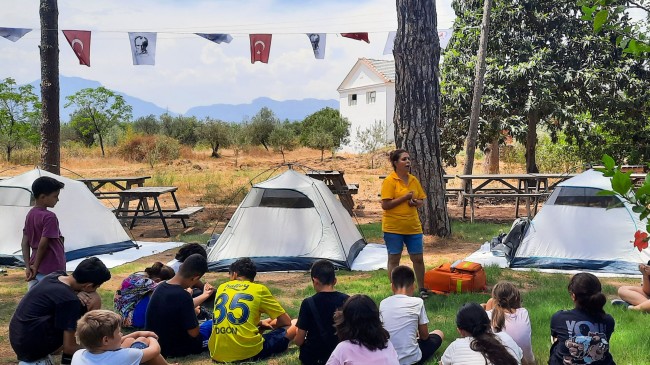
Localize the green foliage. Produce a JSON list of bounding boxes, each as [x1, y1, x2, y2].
[[65, 86, 132, 156], [268, 121, 298, 162], [160, 113, 199, 146], [441, 0, 650, 171], [579, 0, 650, 57], [249, 107, 279, 151], [116, 134, 180, 167], [301, 107, 350, 161], [228, 123, 252, 167], [356, 120, 389, 168], [596, 154, 650, 236], [0, 77, 41, 162], [132, 114, 160, 135], [535, 133, 584, 173], [196, 118, 230, 157]]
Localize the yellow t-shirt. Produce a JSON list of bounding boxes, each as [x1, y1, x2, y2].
[[381, 171, 426, 234], [208, 280, 287, 362]]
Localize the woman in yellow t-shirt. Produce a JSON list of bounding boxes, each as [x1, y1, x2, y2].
[[380, 149, 428, 298]]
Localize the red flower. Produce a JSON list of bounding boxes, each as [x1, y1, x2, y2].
[[633, 230, 649, 252]]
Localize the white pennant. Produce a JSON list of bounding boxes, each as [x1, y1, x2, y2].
[[306, 33, 326, 59], [128, 32, 157, 65], [0, 27, 32, 42]]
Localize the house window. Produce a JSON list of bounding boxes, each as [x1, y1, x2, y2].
[[348, 94, 357, 106], [366, 91, 376, 104]]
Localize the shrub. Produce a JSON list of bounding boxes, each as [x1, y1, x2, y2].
[[117, 134, 180, 166]]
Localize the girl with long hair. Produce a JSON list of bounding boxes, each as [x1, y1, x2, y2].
[[327, 295, 399, 365], [549, 273, 615, 365], [381, 149, 428, 298], [483, 281, 535, 365], [114, 261, 175, 328], [441, 302, 522, 365]]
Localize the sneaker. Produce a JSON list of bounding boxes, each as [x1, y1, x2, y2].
[[197, 306, 213, 321], [611, 299, 630, 308], [419, 288, 430, 299]]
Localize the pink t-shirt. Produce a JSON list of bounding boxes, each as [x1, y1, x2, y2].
[[23, 206, 65, 274], [326, 340, 400, 365]]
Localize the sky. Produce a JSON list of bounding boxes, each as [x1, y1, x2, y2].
[[0, 0, 455, 114]]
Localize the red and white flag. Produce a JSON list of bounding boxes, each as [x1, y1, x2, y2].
[[250, 34, 272, 64], [341, 33, 369, 43], [63, 30, 91, 66]]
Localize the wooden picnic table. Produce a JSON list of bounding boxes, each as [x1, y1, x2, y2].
[[77, 176, 151, 197], [114, 186, 202, 237], [306, 170, 358, 215], [456, 173, 559, 222]]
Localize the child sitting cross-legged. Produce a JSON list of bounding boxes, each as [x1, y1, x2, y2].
[[71, 309, 176, 365]]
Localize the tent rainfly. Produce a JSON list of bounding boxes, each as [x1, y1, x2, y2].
[[0, 169, 136, 265], [508, 169, 649, 274], [207, 170, 366, 271]]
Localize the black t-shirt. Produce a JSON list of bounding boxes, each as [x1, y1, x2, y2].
[[549, 308, 616, 365], [145, 282, 202, 357], [296, 291, 349, 365], [9, 272, 81, 362]]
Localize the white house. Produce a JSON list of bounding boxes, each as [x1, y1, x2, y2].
[[338, 30, 452, 152], [337, 58, 395, 152]]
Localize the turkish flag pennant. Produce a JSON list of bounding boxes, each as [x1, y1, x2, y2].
[[63, 30, 91, 66], [249, 34, 272, 64], [341, 33, 369, 43]]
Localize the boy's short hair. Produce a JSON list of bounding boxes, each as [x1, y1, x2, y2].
[[175, 243, 207, 261], [310, 259, 336, 285], [31, 176, 65, 198], [229, 257, 257, 281], [76, 309, 121, 350], [391, 265, 415, 289], [178, 253, 208, 279], [72, 257, 111, 287]]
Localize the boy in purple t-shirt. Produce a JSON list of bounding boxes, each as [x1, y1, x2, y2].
[[22, 176, 66, 289]]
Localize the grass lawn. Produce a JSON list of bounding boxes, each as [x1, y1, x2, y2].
[[0, 221, 646, 365]]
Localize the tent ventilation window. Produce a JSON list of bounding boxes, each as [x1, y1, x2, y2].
[[257, 189, 315, 208], [547, 187, 621, 208]]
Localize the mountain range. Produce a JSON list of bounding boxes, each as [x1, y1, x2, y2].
[[27, 76, 338, 123]]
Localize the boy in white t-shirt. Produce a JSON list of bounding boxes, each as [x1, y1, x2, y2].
[[380, 266, 444, 365], [71, 310, 175, 365]]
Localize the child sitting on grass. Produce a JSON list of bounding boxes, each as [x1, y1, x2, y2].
[[72, 309, 175, 365], [380, 265, 444, 365], [327, 295, 399, 365], [482, 281, 534, 365]]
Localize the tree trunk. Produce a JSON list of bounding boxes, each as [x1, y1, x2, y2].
[[525, 110, 539, 173], [39, 0, 60, 174], [459, 0, 493, 204], [394, 0, 450, 237], [320, 148, 324, 162], [98, 132, 105, 157], [483, 136, 499, 173], [211, 143, 220, 158]]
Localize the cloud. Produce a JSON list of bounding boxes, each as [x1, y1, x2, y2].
[[0, 0, 455, 113]]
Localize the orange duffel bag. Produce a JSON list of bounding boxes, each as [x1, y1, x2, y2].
[[424, 261, 487, 294]]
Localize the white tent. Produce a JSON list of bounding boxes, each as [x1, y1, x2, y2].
[[0, 169, 135, 265], [510, 169, 649, 274], [207, 169, 366, 271]]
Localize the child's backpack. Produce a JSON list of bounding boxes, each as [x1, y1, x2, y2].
[[424, 261, 487, 294]]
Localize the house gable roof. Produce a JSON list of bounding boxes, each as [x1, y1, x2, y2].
[[337, 58, 395, 92]]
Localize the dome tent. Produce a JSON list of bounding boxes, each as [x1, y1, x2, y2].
[[207, 169, 366, 271], [508, 169, 649, 274], [0, 169, 135, 265]]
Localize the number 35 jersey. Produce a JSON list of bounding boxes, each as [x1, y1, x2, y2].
[[208, 279, 286, 362]]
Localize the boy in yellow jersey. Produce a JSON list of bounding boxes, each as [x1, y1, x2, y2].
[[209, 258, 297, 362]]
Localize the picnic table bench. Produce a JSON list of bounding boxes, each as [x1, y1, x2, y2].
[[306, 170, 358, 215], [456, 173, 565, 222], [114, 186, 203, 237]]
